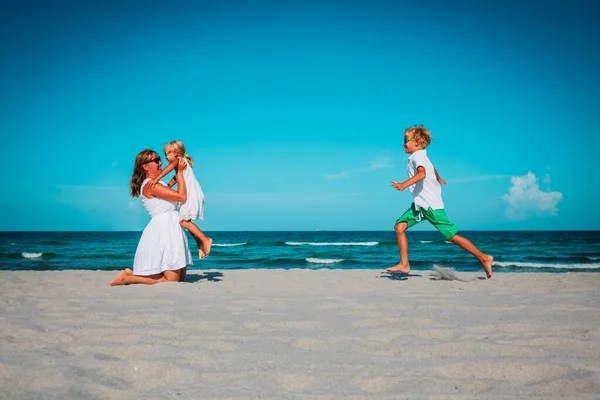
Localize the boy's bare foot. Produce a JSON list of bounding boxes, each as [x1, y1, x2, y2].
[[109, 270, 129, 286], [386, 263, 410, 273], [481, 255, 493, 278], [202, 237, 213, 257]]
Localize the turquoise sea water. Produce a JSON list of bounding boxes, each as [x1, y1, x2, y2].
[[1, 231, 599, 273]]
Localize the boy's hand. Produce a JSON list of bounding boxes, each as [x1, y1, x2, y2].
[[437, 178, 447, 186], [146, 178, 159, 189], [391, 180, 407, 192]]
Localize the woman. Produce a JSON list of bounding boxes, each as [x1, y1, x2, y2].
[[109, 149, 193, 286]]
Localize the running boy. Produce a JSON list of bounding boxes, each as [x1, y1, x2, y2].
[[387, 125, 493, 278]]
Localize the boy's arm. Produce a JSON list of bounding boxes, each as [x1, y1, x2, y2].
[[434, 168, 447, 186], [391, 166, 426, 192]]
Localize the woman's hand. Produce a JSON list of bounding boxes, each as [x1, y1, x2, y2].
[[176, 157, 187, 173]]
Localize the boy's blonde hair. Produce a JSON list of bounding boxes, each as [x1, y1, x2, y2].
[[163, 140, 194, 167], [404, 125, 432, 149]]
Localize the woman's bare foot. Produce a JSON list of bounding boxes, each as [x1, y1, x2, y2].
[[109, 270, 129, 286], [386, 263, 410, 273], [202, 237, 213, 257], [481, 255, 493, 278]]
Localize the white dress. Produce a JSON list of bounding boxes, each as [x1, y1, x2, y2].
[[178, 158, 204, 221], [133, 179, 193, 276]]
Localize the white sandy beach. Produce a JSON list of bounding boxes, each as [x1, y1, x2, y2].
[[1, 269, 599, 399]]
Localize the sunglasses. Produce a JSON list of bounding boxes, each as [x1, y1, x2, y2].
[[404, 137, 417, 144], [143, 156, 161, 164]]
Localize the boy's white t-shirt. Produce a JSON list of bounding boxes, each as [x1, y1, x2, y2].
[[407, 149, 444, 211]]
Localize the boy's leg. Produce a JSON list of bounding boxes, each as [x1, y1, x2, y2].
[[448, 235, 493, 278], [180, 220, 213, 259], [386, 222, 411, 273], [386, 204, 420, 273], [425, 208, 493, 278]]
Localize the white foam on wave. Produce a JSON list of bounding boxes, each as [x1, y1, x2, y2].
[[420, 240, 433, 244], [493, 261, 600, 270], [22, 252, 43, 259], [287, 241, 378, 246], [213, 243, 247, 247], [306, 257, 344, 264]]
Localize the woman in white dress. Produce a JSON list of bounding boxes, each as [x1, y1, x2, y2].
[[146, 140, 213, 260], [109, 149, 193, 286]]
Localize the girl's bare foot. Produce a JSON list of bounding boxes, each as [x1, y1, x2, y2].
[[202, 237, 213, 257], [482, 255, 493, 278], [386, 263, 410, 273]]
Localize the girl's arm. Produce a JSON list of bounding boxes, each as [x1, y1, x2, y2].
[[144, 159, 188, 202], [146, 158, 178, 189]]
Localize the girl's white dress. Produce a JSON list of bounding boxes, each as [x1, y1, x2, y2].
[[133, 179, 192, 276], [178, 158, 204, 221]]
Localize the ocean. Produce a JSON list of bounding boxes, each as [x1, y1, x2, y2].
[[1, 231, 599, 273]]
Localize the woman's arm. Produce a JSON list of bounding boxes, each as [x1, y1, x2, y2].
[[144, 159, 188, 202]]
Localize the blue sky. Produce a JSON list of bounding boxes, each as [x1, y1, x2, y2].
[[1, 0, 599, 231]]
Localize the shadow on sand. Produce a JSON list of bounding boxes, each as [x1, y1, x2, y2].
[[378, 271, 422, 281], [185, 271, 224, 283]]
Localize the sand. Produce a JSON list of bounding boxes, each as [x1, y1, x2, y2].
[[1, 269, 599, 399]]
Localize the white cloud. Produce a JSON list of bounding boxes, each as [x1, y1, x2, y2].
[[451, 174, 511, 183], [541, 173, 551, 185], [325, 156, 393, 180], [210, 191, 364, 206], [502, 172, 562, 220], [368, 156, 393, 170], [324, 172, 350, 180]]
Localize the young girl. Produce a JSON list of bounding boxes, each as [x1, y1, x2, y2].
[[147, 140, 212, 259]]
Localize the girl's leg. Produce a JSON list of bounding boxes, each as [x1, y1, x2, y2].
[[180, 220, 213, 258], [386, 222, 411, 273]]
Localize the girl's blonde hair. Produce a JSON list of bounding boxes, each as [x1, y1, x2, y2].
[[130, 149, 157, 197], [163, 140, 194, 167], [404, 125, 432, 149]]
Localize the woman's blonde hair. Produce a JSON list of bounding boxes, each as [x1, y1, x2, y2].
[[164, 140, 194, 167], [130, 149, 157, 198], [404, 125, 432, 149]]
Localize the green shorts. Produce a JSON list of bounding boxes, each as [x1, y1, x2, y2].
[[395, 203, 458, 240]]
